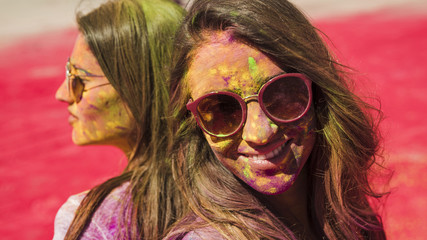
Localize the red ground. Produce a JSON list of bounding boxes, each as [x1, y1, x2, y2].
[[1, 10, 426, 239]]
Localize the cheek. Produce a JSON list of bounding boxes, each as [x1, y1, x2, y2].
[[205, 135, 241, 168], [288, 111, 317, 166], [282, 108, 316, 139], [77, 101, 107, 125], [77, 90, 130, 132], [205, 135, 235, 157]]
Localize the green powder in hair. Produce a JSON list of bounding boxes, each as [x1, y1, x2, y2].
[[230, 11, 239, 17]]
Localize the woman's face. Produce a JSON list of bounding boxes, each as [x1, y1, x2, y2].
[[186, 32, 316, 195], [55, 34, 133, 152]]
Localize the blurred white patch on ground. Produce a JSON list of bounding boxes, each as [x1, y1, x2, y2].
[[0, 0, 426, 47], [0, 0, 77, 46], [295, 0, 427, 19]]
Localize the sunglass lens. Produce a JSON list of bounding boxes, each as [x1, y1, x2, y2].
[[262, 76, 309, 121], [197, 94, 242, 136], [71, 76, 85, 102]]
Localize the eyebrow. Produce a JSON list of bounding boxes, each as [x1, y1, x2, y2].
[[254, 71, 287, 86], [197, 71, 287, 97], [72, 63, 104, 77]]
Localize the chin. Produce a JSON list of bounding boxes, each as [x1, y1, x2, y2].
[[72, 138, 94, 146], [255, 183, 293, 195], [71, 132, 98, 146], [245, 174, 297, 195]]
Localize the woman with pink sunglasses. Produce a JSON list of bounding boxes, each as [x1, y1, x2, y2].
[[54, 0, 184, 239], [166, 0, 388, 239]]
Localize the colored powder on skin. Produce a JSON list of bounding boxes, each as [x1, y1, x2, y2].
[[280, 174, 293, 184], [248, 57, 258, 80], [106, 121, 121, 129], [222, 75, 231, 85], [218, 65, 230, 77], [228, 83, 242, 94], [82, 131, 89, 139], [266, 187, 278, 194], [95, 130, 103, 138], [88, 104, 100, 110], [241, 72, 251, 82], [291, 144, 302, 160], [209, 69, 218, 75], [254, 176, 273, 189], [268, 121, 279, 132], [242, 158, 252, 179], [211, 138, 233, 151], [227, 33, 235, 43], [243, 167, 251, 179]]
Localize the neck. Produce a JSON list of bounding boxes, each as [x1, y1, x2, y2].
[[112, 140, 134, 160], [258, 166, 315, 238]]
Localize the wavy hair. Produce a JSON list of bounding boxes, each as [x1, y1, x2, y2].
[[64, 0, 185, 239], [168, 0, 388, 239]]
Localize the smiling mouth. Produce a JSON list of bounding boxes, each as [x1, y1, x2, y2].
[[245, 138, 292, 163], [248, 142, 287, 161], [238, 139, 294, 172]]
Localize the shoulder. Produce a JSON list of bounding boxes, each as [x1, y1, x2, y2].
[[53, 182, 130, 240], [53, 191, 88, 240], [164, 227, 225, 240], [163, 215, 226, 240], [81, 182, 130, 238], [181, 227, 226, 240]]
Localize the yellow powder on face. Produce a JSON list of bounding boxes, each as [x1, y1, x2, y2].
[[106, 120, 123, 129], [210, 138, 233, 152], [278, 174, 293, 183], [209, 68, 218, 75], [228, 79, 241, 91], [243, 167, 252, 179], [242, 159, 254, 179], [95, 130, 103, 139], [95, 90, 114, 102], [218, 64, 230, 76], [254, 176, 272, 187], [241, 72, 251, 82], [265, 187, 278, 194]]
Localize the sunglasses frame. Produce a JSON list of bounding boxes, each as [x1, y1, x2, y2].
[[66, 58, 109, 103], [187, 73, 312, 137]]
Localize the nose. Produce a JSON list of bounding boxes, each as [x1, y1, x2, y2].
[[55, 80, 73, 104], [241, 102, 278, 145]]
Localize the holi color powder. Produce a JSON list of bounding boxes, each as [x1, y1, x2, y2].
[[248, 56, 258, 79]]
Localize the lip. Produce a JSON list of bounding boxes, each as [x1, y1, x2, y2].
[[67, 108, 78, 125], [68, 115, 78, 125], [240, 139, 292, 172]]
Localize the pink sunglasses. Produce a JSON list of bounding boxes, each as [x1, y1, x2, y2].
[[187, 73, 312, 137]]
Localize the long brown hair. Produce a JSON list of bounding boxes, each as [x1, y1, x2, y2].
[[64, 0, 185, 239], [168, 0, 388, 239]]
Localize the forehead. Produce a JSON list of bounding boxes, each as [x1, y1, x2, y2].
[[70, 34, 103, 73], [186, 31, 282, 98]]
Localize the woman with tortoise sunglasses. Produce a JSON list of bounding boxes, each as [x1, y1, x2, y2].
[[54, 0, 184, 239]]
